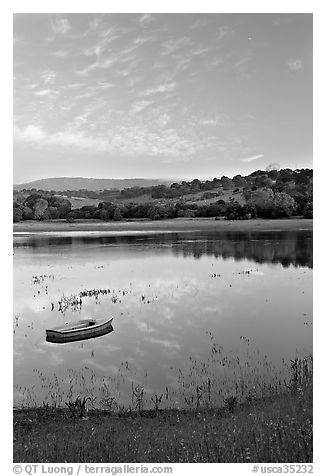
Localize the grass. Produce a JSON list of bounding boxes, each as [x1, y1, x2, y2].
[[13, 383, 312, 463], [13, 217, 313, 234], [13, 355, 313, 463]]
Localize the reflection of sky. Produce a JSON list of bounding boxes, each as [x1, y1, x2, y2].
[[13, 231, 312, 406]]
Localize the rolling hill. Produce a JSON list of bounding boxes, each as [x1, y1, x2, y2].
[[13, 177, 172, 192]]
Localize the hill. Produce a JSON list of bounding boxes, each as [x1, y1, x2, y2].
[[13, 168, 313, 222], [13, 177, 172, 192]]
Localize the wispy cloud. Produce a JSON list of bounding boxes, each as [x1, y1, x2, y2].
[[83, 32, 121, 57], [13, 13, 312, 181], [33, 89, 58, 98], [234, 49, 253, 77], [51, 18, 71, 36], [88, 15, 103, 31], [191, 47, 212, 56], [154, 113, 171, 127], [200, 117, 221, 127], [51, 49, 69, 57], [14, 124, 46, 141], [287, 59, 303, 71], [140, 82, 176, 96], [41, 70, 56, 85], [240, 154, 264, 163], [273, 17, 292, 27], [131, 100, 153, 114], [139, 14, 155, 25], [14, 118, 214, 159], [189, 17, 211, 30], [161, 37, 192, 56], [76, 58, 116, 76], [14, 124, 108, 152]]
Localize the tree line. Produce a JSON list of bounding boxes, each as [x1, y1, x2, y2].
[[13, 168, 313, 223]]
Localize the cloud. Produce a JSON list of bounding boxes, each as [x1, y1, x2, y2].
[[51, 18, 71, 36], [287, 59, 303, 71], [189, 17, 211, 29], [140, 82, 176, 96], [155, 113, 171, 127], [33, 89, 58, 98], [83, 32, 121, 57], [14, 124, 108, 152], [234, 49, 253, 77], [191, 47, 212, 56], [273, 17, 291, 27], [14, 125, 46, 141], [51, 50, 69, 57], [240, 154, 264, 163], [216, 26, 232, 41], [161, 37, 192, 56], [139, 14, 154, 25], [131, 100, 153, 114], [77, 58, 116, 76], [88, 15, 103, 31], [41, 70, 56, 85], [13, 119, 209, 159], [200, 117, 221, 127]]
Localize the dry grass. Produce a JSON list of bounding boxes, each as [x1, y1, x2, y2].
[[13, 217, 313, 234], [13, 382, 312, 463], [13, 354, 313, 463]]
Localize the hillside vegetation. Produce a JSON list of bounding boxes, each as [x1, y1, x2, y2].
[[13, 177, 171, 192], [13, 168, 313, 223]]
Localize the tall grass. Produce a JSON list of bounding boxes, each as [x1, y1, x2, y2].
[[14, 335, 312, 414], [14, 337, 312, 462]]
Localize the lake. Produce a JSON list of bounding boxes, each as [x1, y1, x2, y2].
[[13, 228, 313, 410]]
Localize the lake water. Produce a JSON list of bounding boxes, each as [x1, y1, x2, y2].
[[13, 229, 313, 409]]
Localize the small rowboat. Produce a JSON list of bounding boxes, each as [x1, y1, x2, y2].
[[46, 317, 113, 344]]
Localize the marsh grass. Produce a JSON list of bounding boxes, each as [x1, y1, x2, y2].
[[14, 380, 312, 463], [13, 339, 313, 463]]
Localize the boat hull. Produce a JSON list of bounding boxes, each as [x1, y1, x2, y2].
[[46, 318, 113, 344]]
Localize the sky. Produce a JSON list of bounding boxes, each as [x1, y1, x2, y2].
[[13, 13, 312, 183]]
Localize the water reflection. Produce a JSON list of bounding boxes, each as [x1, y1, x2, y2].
[[13, 229, 313, 407], [14, 230, 312, 269]]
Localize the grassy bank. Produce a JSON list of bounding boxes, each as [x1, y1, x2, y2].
[[14, 382, 312, 463], [13, 217, 313, 235], [14, 355, 312, 463]]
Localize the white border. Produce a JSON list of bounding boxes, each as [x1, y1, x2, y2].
[[3, 2, 322, 474]]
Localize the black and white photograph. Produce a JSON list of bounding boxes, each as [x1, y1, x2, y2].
[[12, 5, 313, 469]]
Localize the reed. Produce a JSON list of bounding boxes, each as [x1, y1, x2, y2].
[[13, 340, 313, 463]]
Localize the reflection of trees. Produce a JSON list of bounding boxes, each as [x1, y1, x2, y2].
[[172, 231, 312, 269], [13, 230, 313, 269]]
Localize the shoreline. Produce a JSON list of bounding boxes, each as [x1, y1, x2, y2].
[[14, 382, 312, 463], [13, 217, 313, 236]]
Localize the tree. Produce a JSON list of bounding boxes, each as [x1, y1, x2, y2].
[[93, 208, 109, 220], [303, 201, 313, 218], [23, 196, 49, 220], [232, 175, 247, 188], [253, 175, 273, 188], [113, 208, 123, 221], [272, 192, 296, 217], [13, 208, 23, 222], [278, 169, 294, 183], [247, 188, 295, 218], [267, 169, 280, 181], [44, 206, 60, 219], [22, 206, 34, 220], [221, 176, 233, 190], [247, 188, 274, 218], [100, 202, 116, 219]]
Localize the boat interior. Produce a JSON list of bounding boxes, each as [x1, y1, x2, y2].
[[47, 318, 112, 333]]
